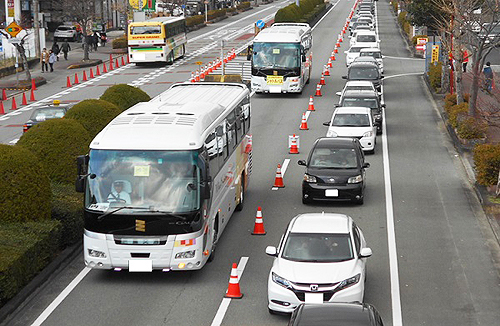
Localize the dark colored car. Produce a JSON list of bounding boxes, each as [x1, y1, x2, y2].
[[23, 102, 71, 132], [298, 137, 370, 205], [338, 89, 385, 134], [288, 302, 384, 326], [343, 61, 383, 91]]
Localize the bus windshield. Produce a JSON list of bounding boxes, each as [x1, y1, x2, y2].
[[130, 25, 162, 35], [86, 150, 201, 214], [252, 42, 301, 69]]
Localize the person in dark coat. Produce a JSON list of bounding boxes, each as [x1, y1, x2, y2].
[[61, 41, 71, 60], [92, 32, 99, 51], [51, 42, 60, 61]]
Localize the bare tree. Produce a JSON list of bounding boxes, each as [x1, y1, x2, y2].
[[0, 31, 32, 81]]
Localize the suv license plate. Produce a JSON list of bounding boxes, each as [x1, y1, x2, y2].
[[325, 189, 338, 197]]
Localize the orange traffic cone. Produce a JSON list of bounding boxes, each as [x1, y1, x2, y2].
[[127, 55, 130, 64], [300, 112, 309, 130], [273, 164, 285, 188], [336, 40, 340, 47], [308, 96, 315, 111], [225, 263, 243, 298], [30, 88, 35, 101], [334, 47, 338, 54], [223, 55, 228, 64], [244, 134, 252, 154], [66, 76, 72, 88], [2, 89, 6, 100], [0, 101, 4, 114], [96, 65, 101, 76], [82, 70, 88, 81], [319, 74, 326, 85], [109, 54, 113, 62], [22, 92, 28, 105], [324, 65, 330, 76], [195, 70, 200, 82], [121, 56, 125, 66], [109, 60, 114, 71], [191, 72, 196, 83], [328, 58, 332, 68], [252, 206, 267, 235], [74, 73, 80, 84], [200, 69, 206, 80], [90, 68, 94, 79], [11, 97, 17, 110], [314, 84, 322, 97], [115, 58, 119, 68], [103, 62, 108, 73], [289, 135, 299, 154], [331, 53, 336, 61], [31, 78, 37, 91], [339, 34, 343, 42]]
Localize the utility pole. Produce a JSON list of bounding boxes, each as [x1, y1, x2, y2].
[[33, 0, 41, 57]]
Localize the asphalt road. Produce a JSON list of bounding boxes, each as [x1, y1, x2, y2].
[[1, 1, 500, 325]]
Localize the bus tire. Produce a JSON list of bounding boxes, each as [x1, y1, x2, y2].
[[167, 52, 174, 65], [235, 173, 245, 211], [207, 217, 219, 263]]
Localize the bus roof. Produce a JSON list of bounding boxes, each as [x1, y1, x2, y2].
[[253, 23, 311, 43], [90, 83, 249, 151], [129, 16, 185, 26]]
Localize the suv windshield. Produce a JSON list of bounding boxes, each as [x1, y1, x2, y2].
[[309, 147, 358, 169], [341, 97, 378, 109], [332, 113, 370, 127], [86, 150, 201, 214], [282, 233, 354, 262]]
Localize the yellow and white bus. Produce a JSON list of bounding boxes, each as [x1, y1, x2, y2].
[[128, 16, 187, 64], [76, 83, 252, 272]]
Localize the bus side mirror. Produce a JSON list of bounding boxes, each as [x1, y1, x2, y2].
[[202, 176, 212, 199], [246, 45, 253, 60], [75, 155, 89, 193], [302, 54, 306, 62]]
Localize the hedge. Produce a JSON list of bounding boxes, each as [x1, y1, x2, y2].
[[446, 102, 468, 128], [16, 119, 91, 185], [112, 35, 127, 49], [65, 99, 122, 139], [0, 220, 61, 307], [473, 144, 500, 185], [207, 9, 226, 21], [0, 145, 52, 223], [456, 116, 487, 139], [428, 62, 442, 91], [236, 1, 251, 10], [99, 84, 151, 112], [275, 0, 324, 23], [186, 15, 205, 27], [51, 182, 84, 248]]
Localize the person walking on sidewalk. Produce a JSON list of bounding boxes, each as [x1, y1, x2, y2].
[[40, 48, 49, 73], [51, 42, 60, 61], [483, 62, 494, 93], [48, 50, 57, 72], [61, 41, 71, 60], [462, 48, 469, 72]]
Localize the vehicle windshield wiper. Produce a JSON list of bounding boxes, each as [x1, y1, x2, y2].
[[97, 206, 153, 221]]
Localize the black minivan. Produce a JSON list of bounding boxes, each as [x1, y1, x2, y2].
[[298, 138, 370, 205], [343, 61, 383, 91]]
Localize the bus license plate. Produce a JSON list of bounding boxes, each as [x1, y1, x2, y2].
[[129, 259, 153, 272], [325, 189, 338, 197], [266, 76, 283, 85]]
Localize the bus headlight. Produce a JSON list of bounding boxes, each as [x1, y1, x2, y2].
[[175, 250, 196, 259], [88, 249, 106, 258]]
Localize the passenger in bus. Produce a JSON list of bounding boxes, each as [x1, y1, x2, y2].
[[107, 180, 132, 204]]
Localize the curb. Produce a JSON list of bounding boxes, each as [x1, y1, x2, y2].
[[0, 243, 82, 324], [67, 59, 103, 70]]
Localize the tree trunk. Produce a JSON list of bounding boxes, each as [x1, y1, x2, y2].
[[442, 61, 450, 94], [468, 59, 481, 117], [14, 44, 32, 81]]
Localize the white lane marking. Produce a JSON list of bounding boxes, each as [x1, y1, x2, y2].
[[272, 158, 290, 190], [383, 56, 425, 60], [211, 257, 249, 326], [9, 138, 19, 144], [30, 267, 92, 326], [383, 72, 424, 80], [311, 0, 340, 31]]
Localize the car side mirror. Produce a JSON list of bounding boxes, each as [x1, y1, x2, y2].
[[382, 104, 386, 108], [342, 75, 347, 79], [380, 75, 384, 79], [363, 162, 370, 168], [344, 50, 348, 54], [265, 246, 278, 257], [298, 160, 307, 166], [323, 121, 331, 126], [336, 91, 341, 96], [360, 247, 372, 258]]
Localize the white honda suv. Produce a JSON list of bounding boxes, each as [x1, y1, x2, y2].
[[266, 213, 372, 314]]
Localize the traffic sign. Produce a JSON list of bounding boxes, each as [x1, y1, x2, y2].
[[256, 20, 265, 29], [5, 21, 22, 38], [195, 61, 203, 65], [431, 44, 440, 63]]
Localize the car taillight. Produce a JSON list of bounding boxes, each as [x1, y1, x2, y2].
[[23, 125, 28, 132]]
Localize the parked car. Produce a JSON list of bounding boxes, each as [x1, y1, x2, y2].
[[335, 80, 381, 98], [324, 107, 377, 154], [343, 61, 383, 91], [298, 137, 370, 204], [353, 56, 381, 74], [54, 24, 79, 42], [289, 302, 384, 326], [345, 45, 371, 66], [22, 101, 71, 133], [338, 89, 385, 134], [359, 47, 384, 72], [266, 212, 372, 313], [349, 21, 374, 35], [350, 30, 379, 49]]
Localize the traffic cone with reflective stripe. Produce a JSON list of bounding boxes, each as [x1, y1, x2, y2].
[[11, 97, 17, 110], [195, 70, 200, 82], [31, 78, 37, 91], [319, 74, 326, 85], [300, 112, 309, 130], [244, 134, 252, 154], [30, 88, 35, 101], [308, 96, 315, 111], [339, 33, 343, 43], [200, 69, 206, 80], [22, 92, 28, 105], [109, 59, 114, 71], [0, 101, 4, 114], [2, 89, 6, 100], [336, 39, 340, 48], [324, 65, 330, 76], [191, 72, 196, 83], [121, 56, 126, 66], [103, 62, 108, 73], [273, 164, 285, 188], [334, 47, 338, 54], [314, 84, 322, 97], [330, 53, 336, 61], [66, 76, 71, 88], [90, 68, 94, 79], [289, 135, 299, 154], [115, 58, 120, 68], [82, 70, 88, 81], [74, 73, 79, 84], [225, 263, 243, 298], [252, 206, 267, 235], [328, 58, 332, 68]]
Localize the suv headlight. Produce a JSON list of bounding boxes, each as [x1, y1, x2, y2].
[[272, 272, 292, 290], [348, 175, 363, 183], [326, 130, 337, 137], [88, 249, 106, 258], [362, 130, 373, 138], [175, 250, 196, 259], [336, 273, 361, 291], [304, 174, 317, 183]]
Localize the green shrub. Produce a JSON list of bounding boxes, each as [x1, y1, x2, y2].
[[16, 119, 90, 184], [398, 11, 407, 26], [99, 84, 151, 112], [428, 62, 442, 91], [444, 93, 457, 111], [391, 1, 398, 12], [236, 1, 251, 10], [186, 15, 204, 27], [447, 102, 468, 128], [226, 7, 236, 13], [456, 116, 487, 139], [51, 182, 84, 248], [0, 145, 52, 223], [65, 99, 121, 138], [473, 144, 500, 185], [0, 220, 61, 307], [112, 35, 127, 49], [207, 9, 226, 21]]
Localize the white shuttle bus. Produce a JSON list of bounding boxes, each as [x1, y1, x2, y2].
[[76, 83, 252, 272], [248, 23, 312, 93]]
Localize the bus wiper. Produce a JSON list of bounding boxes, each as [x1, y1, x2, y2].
[[97, 206, 152, 221]]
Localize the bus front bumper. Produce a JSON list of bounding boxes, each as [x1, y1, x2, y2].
[[251, 76, 302, 93]]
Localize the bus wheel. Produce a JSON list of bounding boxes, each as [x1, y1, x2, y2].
[[167, 52, 174, 65], [208, 217, 218, 262], [235, 173, 245, 211]]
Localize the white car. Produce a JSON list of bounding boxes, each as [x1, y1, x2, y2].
[[345, 45, 371, 66], [350, 30, 380, 49], [266, 213, 372, 314], [335, 80, 381, 97], [325, 107, 377, 153], [359, 47, 384, 73], [54, 24, 78, 42]]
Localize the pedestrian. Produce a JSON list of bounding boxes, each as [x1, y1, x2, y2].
[[61, 41, 71, 60], [48, 50, 57, 72], [462, 48, 469, 73], [92, 32, 99, 51], [51, 42, 60, 61], [85, 34, 93, 52], [100, 32, 107, 47], [40, 48, 49, 73], [483, 61, 494, 93]]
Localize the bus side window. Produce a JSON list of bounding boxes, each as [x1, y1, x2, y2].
[[235, 104, 244, 141], [204, 131, 219, 176], [242, 97, 250, 133], [226, 112, 237, 150], [216, 124, 229, 165]]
